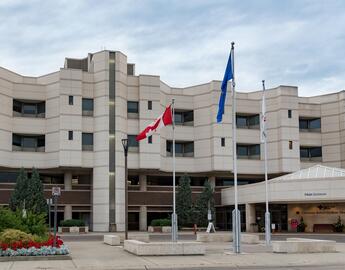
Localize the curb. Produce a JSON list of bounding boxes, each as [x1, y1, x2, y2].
[[0, 254, 71, 262]]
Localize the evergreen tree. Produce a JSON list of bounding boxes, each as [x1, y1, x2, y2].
[[9, 168, 47, 214], [27, 168, 47, 214], [9, 168, 29, 211], [176, 174, 193, 227], [193, 180, 215, 227]]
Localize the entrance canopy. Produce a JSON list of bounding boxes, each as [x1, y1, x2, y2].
[[221, 165, 345, 205]]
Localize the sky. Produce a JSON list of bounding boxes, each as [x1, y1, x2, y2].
[[0, 0, 345, 96]]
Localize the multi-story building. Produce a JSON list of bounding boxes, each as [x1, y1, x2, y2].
[[0, 50, 344, 232]]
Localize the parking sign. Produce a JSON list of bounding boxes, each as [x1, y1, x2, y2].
[[52, 186, 61, 196]]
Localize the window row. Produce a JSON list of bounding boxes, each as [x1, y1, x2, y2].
[[11, 133, 94, 152], [12, 98, 94, 118]]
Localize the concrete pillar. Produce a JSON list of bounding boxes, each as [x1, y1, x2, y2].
[[208, 176, 216, 188], [64, 172, 73, 221], [245, 203, 256, 232], [64, 205, 72, 220], [140, 175, 147, 191], [139, 206, 147, 231], [64, 171, 72, 191]]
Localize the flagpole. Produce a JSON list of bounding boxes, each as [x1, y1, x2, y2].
[[172, 98, 178, 242], [262, 80, 271, 246], [231, 42, 241, 254]]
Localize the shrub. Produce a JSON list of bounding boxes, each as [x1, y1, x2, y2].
[[0, 207, 47, 236], [60, 219, 85, 227], [0, 229, 33, 245], [297, 217, 307, 232], [19, 211, 47, 236], [334, 216, 345, 232], [0, 207, 23, 233], [151, 219, 171, 227]]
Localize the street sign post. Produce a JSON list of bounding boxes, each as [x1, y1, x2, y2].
[[52, 187, 61, 247]]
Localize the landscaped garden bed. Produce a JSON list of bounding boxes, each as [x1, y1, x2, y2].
[[0, 229, 69, 257]]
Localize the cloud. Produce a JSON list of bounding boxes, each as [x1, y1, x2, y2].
[[0, 0, 344, 96]]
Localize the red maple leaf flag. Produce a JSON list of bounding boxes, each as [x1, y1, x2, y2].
[[136, 105, 173, 141]]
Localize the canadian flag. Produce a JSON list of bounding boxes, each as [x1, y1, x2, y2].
[[136, 105, 173, 141]]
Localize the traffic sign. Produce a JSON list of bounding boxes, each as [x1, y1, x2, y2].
[[52, 187, 61, 196]]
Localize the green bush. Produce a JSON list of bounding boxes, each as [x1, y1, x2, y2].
[[0, 229, 33, 244], [0, 207, 47, 236], [334, 216, 345, 232], [60, 219, 85, 227], [0, 207, 23, 232], [297, 217, 307, 232], [150, 219, 171, 227], [19, 211, 47, 236]]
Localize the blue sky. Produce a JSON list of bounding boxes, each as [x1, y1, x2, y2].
[[1, 0, 344, 96]]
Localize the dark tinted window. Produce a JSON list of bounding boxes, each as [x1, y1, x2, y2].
[[237, 144, 260, 159], [221, 138, 225, 147], [12, 134, 45, 151], [166, 141, 194, 157], [288, 110, 292, 118], [127, 101, 139, 113], [236, 114, 260, 128], [69, 96, 74, 105], [309, 118, 321, 129], [82, 98, 94, 114], [82, 133, 93, 151], [0, 172, 18, 183], [148, 136, 152, 144], [299, 118, 321, 131], [69, 131, 73, 140], [148, 101, 152, 110], [174, 110, 193, 125], [128, 135, 139, 147]]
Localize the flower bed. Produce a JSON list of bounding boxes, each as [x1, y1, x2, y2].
[[0, 235, 69, 257]]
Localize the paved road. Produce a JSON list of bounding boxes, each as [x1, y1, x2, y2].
[[61, 232, 345, 242]]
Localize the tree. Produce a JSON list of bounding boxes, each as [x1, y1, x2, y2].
[[9, 168, 29, 211], [9, 168, 46, 214], [193, 180, 215, 227], [27, 168, 47, 214], [176, 174, 193, 227]]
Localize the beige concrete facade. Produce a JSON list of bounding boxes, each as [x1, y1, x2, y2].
[[1, 49, 345, 231]]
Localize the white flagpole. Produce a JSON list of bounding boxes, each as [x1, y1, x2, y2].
[[262, 80, 271, 246], [172, 98, 178, 242], [231, 42, 241, 254]]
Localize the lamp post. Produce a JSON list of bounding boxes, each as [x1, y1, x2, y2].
[[122, 138, 129, 240]]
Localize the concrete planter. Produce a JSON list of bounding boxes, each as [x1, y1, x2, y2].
[[148, 226, 171, 233], [58, 226, 89, 233]]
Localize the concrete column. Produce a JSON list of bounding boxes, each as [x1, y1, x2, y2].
[[64, 172, 73, 221], [139, 175, 147, 191], [139, 206, 147, 231], [64, 205, 72, 220], [208, 176, 216, 188], [245, 203, 256, 232], [64, 171, 72, 191]]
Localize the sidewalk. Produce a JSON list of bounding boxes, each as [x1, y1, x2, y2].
[[1, 240, 345, 270]]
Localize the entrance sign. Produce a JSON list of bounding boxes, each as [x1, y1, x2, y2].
[[206, 222, 216, 233], [52, 187, 61, 196]]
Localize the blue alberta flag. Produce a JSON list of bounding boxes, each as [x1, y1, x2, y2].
[[216, 53, 233, 123]]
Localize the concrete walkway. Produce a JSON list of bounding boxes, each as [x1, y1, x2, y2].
[[1, 240, 345, 270]]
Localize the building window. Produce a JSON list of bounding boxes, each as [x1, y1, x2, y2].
[[148, 100, 152, 110], [12, 134, 45, 152], [127, 64, 134, 76], [174, 110, 194, 126], [127, 101, 139, 119], [237, 144, 260, 159], [68, 131, 73, 141], [300, 146, 322, 161], [82, 133, 93, 151], [128, 135, 139, 152], [299, 118, 321, 132], [236, 114, 260, 129], [13, 100, 45, 118], [69, 96, 74, 105], [166, 141, 194, 157], [221, 137, 225, 147], [288, 110, 292, 118], [148, 136, 152, 144], [82, 98, 94, 116], [289, 141, 293, 150]]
